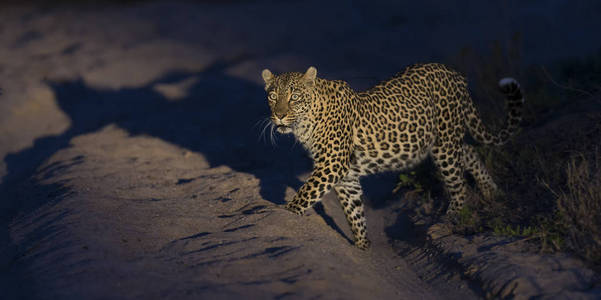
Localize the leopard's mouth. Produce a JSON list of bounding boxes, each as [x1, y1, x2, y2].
[[276, 125, 292, 134]]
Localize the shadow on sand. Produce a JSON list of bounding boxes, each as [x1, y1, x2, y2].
[[1, 60, 313, 219]]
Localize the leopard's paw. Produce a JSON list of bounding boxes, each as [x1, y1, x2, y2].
[[355, 238, 371, 250], [284, 203, 305, 216], [441, 211, 460, 225]]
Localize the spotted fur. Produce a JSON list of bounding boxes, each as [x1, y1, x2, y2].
[[261, 63, 524, 250]]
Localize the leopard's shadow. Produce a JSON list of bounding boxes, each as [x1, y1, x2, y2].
[[1, 60, 310, 217]]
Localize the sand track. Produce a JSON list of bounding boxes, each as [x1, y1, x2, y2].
[[2, 1, 601, 299]]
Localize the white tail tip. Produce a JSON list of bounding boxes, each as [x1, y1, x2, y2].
[[498, 77, 518, 88]]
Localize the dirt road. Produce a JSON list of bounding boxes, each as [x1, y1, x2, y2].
[[2, 1, 600, 299]]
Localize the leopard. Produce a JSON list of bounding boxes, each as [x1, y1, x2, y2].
[[260, 63, 524, 250]]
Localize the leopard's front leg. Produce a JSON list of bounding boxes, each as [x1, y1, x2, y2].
[[333, 170, 370, 250], [285, 165, 343, 215]]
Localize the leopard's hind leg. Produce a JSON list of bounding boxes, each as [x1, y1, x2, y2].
[[431, 140, 467, 215], [461, 144, 498, 200]]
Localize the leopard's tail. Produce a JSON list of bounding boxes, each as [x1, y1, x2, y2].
[[464, 78, 525, 146]]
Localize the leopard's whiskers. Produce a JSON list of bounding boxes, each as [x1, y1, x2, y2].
[[257, 118, 272, 143], [269, 122, 277, 146]]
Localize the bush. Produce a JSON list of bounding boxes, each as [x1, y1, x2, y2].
[[557, 153, 601, 263]]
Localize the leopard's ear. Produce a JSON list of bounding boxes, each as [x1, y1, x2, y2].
[[261, 69, 274, 86], [303, 66, 317, 87]]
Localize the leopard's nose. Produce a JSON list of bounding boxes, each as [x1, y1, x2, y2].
[[275, 111, 287, 119]]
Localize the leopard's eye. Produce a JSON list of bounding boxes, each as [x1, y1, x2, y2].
[[290, 93, 300, 101], [268, 92, 277, 102]]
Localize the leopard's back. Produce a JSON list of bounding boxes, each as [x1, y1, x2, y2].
[[351, 63, 470, 175]]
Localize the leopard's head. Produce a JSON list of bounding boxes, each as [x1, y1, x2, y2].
[[261, 66, 317, 134]]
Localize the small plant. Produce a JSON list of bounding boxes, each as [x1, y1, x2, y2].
[[453, 205, 484, 234], [393, 159, 441, 200], [393, 171, 424, 194], [536, 214, 566, 253], [490, 223, 537, 239]]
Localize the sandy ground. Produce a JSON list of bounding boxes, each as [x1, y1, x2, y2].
[[1, 1, 601, 299]]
